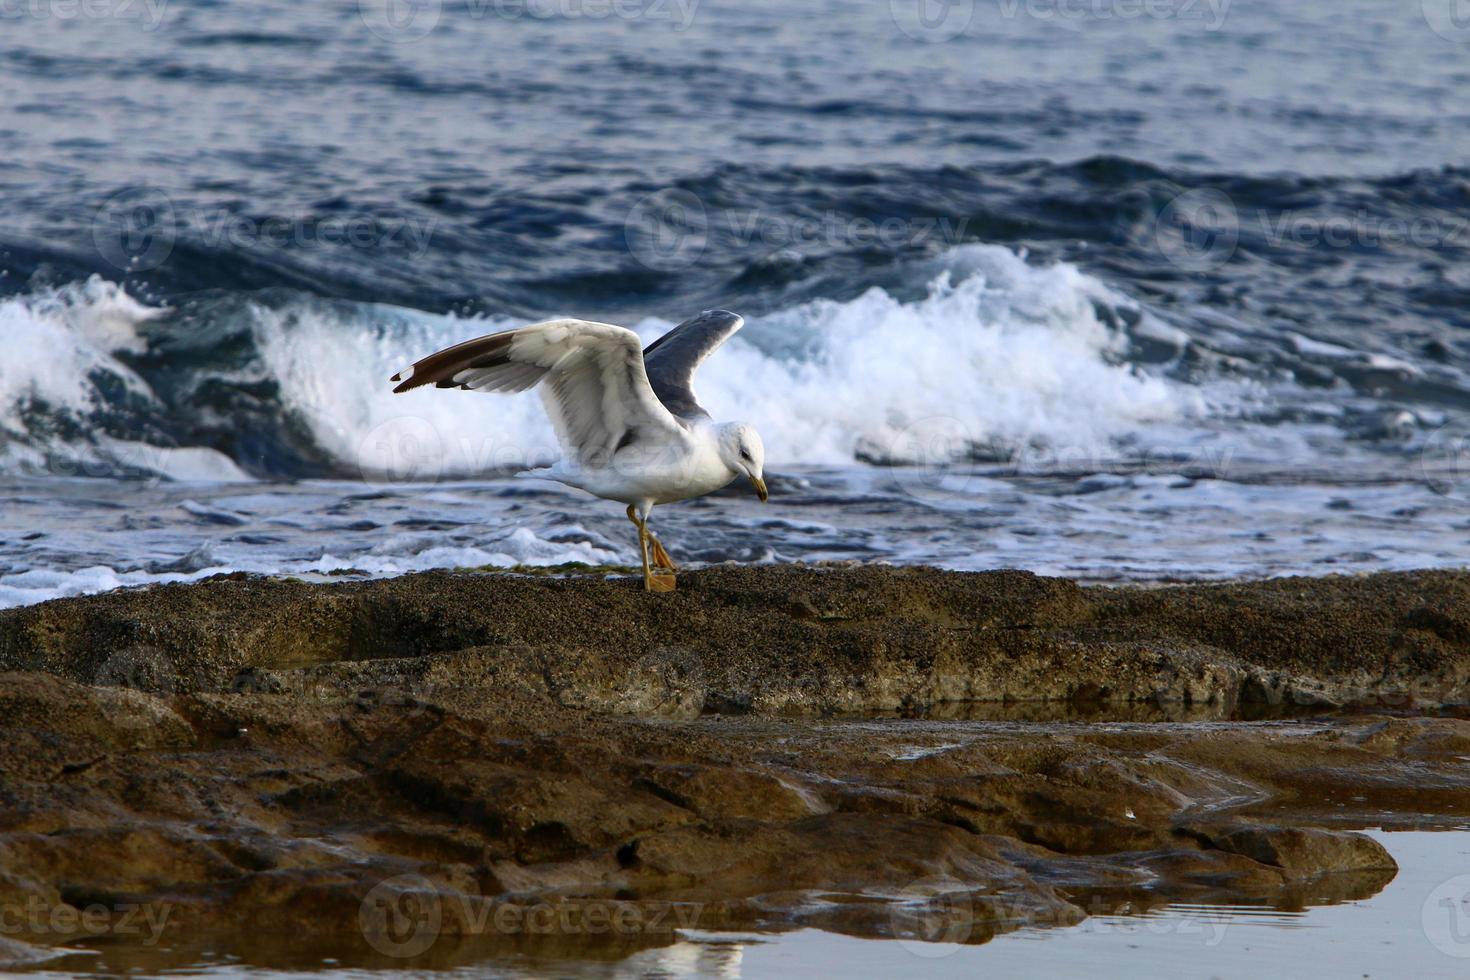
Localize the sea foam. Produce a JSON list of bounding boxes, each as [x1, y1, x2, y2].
[[0, 247, 1216, 480]]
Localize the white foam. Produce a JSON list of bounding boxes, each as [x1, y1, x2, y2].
[[0, 524, 621, 609], [0, 278, 157, 446], [0, 565, 229, 610], [98, 439, 254, 483], [251, 245, 1219, 475], [250, 301, 560, 480], [311, 525, 620, 576], [0, 246, 1236, 480], [691, 245, 1207, 464]]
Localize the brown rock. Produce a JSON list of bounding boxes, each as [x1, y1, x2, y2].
[[0, 566, 1465, 964], [1203, 826, 1397, 878]]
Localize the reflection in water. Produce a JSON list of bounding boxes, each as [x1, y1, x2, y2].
[[1065, 865, 1399, 921], [22, 833, 1460, 978], [27, 934, 751, 978], [818, 699, 1337, 724]]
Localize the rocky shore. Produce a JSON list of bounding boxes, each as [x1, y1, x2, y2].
[[1, 566, 1468, 969]]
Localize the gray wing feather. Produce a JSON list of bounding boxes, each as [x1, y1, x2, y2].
[[642, 309, 744, 419]]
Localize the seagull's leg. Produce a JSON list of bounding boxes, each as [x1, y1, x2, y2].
[[627, 502, 675, 592], [628, 503, 676, 572], [628, 504, 653, 588]]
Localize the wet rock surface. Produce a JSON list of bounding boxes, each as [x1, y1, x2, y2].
[[0, 566, 1467, 968]]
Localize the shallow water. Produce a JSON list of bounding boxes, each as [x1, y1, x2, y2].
[[717, 831, 1470, 980], [18, 830, 1470, 979], [7, 454, 1470, 607]]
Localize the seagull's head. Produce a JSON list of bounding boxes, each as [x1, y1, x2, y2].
[[718, 423, 767, 502]]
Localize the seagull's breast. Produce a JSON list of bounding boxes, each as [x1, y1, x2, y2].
[[534, 424, 735, 506], [648, 432, 738, 505], [622, 425, 736, 505]]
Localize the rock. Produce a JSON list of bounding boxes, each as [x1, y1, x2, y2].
[[0, 567, 1466, 963], [1202, 826, 1397, 878], [3, 566, 1467, 712]]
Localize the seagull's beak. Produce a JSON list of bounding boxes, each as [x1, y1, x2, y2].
[[751, 475, 769, 503]]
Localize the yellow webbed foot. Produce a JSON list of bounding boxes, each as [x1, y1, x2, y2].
[[649, 536, 677, 572], [645, 571, 677, 593]]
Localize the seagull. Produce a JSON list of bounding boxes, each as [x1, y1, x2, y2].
[[390, 309, 767, 592]]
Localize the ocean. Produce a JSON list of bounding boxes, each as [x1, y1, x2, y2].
[[3, 0, 1470, 606]]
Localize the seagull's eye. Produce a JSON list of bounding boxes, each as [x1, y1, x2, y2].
[[740, 449, 751, 461]]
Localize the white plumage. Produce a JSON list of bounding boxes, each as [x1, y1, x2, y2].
[[391, 311, 767, 591]]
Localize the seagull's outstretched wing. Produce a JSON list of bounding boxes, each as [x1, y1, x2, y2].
[[391, 319, 683, 466], [642, 309, 744, 420]]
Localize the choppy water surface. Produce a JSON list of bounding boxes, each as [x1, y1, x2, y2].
[[3, 0, 1470, 602]]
